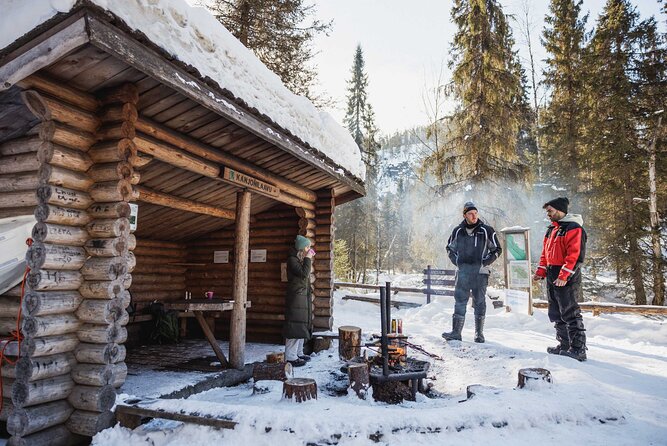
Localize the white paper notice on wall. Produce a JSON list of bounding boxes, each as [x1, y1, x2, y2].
[[129, 203, 138, 231], [250, 249, 267, 263], [213, 250, 229, 264]]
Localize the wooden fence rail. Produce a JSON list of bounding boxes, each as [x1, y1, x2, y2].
[[532, 300, 667, 316]]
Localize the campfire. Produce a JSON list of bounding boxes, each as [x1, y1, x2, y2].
[[364, 283, 430, 401]]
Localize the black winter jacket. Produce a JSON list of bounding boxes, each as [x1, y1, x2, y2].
[[446, 220, 502, 272], [283, 247, 312, 339]]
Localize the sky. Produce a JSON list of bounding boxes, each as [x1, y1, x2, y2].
[[311, 0, 665, 135]]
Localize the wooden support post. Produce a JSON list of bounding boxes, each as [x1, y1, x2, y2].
[[230, 190, 251, 370]]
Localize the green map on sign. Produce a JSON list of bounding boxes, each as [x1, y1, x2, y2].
[[507, 234, 527, 260]]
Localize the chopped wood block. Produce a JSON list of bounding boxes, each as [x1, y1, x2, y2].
[[253, 362, 292, 382], [338, 326, 361, 360], [282, 378, 317, 403], [517, 368, 552, 389]]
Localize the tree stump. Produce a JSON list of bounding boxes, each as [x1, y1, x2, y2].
[[371, 380, 413, 404], [312, 336, 332, 353], [266, 352, 284, 363], [517, 368, 552, 389], [348, 363, 370, 399], [282, 378, 317, 402], [338, 326, 361, 360], [253, 362, 292, 382], [466, 384, 501, 400]]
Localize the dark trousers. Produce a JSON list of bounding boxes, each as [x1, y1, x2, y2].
[[546, 266, 586, 348], [453, 265, 488, 317]]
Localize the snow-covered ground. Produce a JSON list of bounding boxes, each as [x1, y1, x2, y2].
[[94, 281, 667, 446]]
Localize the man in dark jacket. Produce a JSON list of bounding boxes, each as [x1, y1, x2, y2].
[[533, 197, 587, 361], [442, 201, 502, 343], [284, 235, 314, 367]]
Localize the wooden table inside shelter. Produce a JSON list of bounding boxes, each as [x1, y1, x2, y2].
[[163, 299, 252, 368]]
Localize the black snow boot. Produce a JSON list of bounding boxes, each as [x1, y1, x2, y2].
[[547, 334, 570, 355], [442, 315, 465, 341], [560, 345, 587, 362], [474, 316, 485, 343]]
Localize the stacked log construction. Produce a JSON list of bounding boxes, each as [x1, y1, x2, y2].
[[311, 190, 335, 331], [130, 239, 187, 308], [66, 84, 139, 437], [0, 79, 103, 445], [0, 90, 42, 430], [186, 207, 299, 343]]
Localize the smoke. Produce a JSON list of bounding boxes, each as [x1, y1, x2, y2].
[[399, 177, 567, 271]]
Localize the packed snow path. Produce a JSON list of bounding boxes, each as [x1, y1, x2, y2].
[[95, 291, 667, 445]]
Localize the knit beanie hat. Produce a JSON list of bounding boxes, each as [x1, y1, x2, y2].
[[463, 201, 477, 214], [295, 235, 311, 250], [543, 197, 569, 214]]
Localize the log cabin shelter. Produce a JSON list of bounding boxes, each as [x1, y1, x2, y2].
[[0, 0, 365, 442]]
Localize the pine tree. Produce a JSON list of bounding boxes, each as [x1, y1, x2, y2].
[[540, 0, 588, 195], [335, 45, 380, 283], [635, 17, 666, 305], [585, 0, 648, 304], [344, 46, 370, 154], [423, 0, 529, 187], [208, 0, 330, 99]]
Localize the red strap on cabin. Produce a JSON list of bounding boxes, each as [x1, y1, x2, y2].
[[0, 238, 32, 413]]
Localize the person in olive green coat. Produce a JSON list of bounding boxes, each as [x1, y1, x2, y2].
[[283, 235, 314, 366]]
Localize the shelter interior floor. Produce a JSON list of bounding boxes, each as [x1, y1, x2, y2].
[[122, 339, 280, 399]]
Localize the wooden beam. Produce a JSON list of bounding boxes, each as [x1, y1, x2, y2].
[[85, 13, 364, 195], [134, 133, 220, 178], [17, 73, 100, 111], [135, 185, 235, 220], [115, 404, 236, 430], [134, 131, 315, 210], [193, 310, 229, 368], [532, 301, 667, 316], [136, 117, 316, 202], [230, 190, 251, 370], [0, 17, 89, 92]]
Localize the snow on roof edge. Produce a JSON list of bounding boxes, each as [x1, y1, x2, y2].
[[0, 0, 366, 183]]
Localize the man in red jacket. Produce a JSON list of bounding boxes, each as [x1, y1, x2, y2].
[[533, 197, 587, 361]]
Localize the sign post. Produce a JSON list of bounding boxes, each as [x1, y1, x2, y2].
[[500, 227, 533, 315]]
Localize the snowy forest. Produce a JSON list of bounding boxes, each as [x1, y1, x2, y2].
[[333, 0, 667, 307], [205, 0, 666, 306]]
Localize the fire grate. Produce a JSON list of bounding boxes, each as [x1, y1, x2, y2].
[[365, 283, 431, 400]]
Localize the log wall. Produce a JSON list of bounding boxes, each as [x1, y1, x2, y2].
[[0, 84, 103, 445], [129, 239, 187, 308], [66, 84, 139, 437], [312, 190, 335, 331], [185, 206, 300, 343]]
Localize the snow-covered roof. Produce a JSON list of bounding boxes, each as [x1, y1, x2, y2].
[[0, 0, 365, 181]]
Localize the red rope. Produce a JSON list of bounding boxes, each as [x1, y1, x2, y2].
[[0, 238, 32, 413]]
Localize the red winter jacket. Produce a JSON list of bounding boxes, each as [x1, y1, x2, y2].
[[535, 214, 586, 281]]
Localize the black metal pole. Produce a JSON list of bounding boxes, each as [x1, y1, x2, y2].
[[385, 281, 392, 332], [379, 286, 389, 377]]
